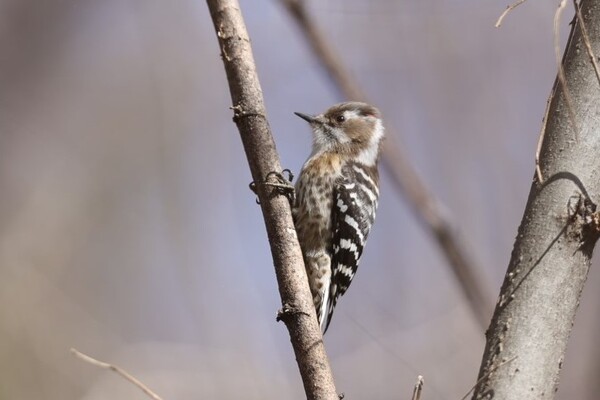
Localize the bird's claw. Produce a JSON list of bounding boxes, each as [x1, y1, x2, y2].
[[249, 169, 295, 205]]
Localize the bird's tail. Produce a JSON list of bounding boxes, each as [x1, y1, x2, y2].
[[318, 284, 338, 334]]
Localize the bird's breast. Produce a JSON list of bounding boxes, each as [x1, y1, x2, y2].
[[293, 153, 344, 251]]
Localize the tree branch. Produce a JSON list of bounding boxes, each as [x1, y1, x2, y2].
[[495, 0, 529, 28], [206, 1, 338, 399], [472, 1, 600, 398], [279, 0, 492, 329], [70, 348, 164, 400]]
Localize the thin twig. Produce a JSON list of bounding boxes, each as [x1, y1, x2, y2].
[[535, 87, 555, 184], [573, 0, 600, 87], [70, 348, 163, 400], [495, 0, 529, 28], [280, 0, 492, 329], [411, 375, 424, 400], [460, 356, 518, 400], [554, 0, 580, 142]]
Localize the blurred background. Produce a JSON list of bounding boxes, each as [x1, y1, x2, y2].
[[1, 0, 598, 399]]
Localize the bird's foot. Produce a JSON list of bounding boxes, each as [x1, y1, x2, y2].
[[249, 169, 295, 204]]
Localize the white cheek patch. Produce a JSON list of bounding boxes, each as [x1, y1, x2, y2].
[[371, 119, 385, 143], [355, 119, 384, 166]]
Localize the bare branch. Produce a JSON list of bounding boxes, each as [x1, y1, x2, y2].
[[495, 0, 529, 28], [70, 348, 163, 400], [280, 0, 492, 329], [206, 1, 338, 399], [472, 0, 600, 397]]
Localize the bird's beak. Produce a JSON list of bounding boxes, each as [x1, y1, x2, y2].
[[294, 112, 318, 124]]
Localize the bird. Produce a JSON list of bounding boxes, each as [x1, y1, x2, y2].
[[292, 101, 384, 333]]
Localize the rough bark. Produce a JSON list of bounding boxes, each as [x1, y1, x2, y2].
[[472, 1, 600, 398], [206, 1, 338, 399]]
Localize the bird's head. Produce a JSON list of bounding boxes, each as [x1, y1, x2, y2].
[[295, 102, 384, 166]]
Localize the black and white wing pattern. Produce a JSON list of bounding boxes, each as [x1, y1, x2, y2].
[[323, 163, 379, 333]]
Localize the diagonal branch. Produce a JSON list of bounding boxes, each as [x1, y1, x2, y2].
[[280, 0, 492, 329], [205, 1, 338, 399], [71, 348, 163, 400], [495, 0, 529, 28]]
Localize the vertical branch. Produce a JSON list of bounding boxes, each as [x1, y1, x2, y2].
[[280, 0, 492, 329], [206, 1, 338, 399], [472, 1, 600, 398]]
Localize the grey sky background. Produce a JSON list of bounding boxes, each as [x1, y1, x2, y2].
[[1, 1, 599, 399]]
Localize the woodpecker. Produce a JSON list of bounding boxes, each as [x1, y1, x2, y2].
[[293, 102, 384, 333]]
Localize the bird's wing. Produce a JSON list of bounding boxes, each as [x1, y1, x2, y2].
[[323, 165, 378, 332]]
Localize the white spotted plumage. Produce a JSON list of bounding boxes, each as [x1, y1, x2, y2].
[[292, 102, 384, 333]]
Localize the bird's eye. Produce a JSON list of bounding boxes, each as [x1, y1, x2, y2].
[[336, 115, 345, 123]]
